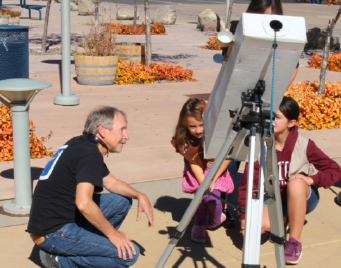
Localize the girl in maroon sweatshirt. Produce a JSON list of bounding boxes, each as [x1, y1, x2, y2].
[[237, 96, 341, 265]]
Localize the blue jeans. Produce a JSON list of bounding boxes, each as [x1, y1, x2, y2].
[[38, 193, 139, 268], [264, 186, 320, 217]]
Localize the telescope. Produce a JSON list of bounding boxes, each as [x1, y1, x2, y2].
[[204, 13, 305, 161], [156, 13, 306, 268]]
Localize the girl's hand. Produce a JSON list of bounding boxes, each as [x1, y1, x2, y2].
[[209, 181, 215, 191], [240, 219, 245, 236], [289, 174, 313, 186]]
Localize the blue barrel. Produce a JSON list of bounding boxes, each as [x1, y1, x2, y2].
[[0, 25, 29, 80]]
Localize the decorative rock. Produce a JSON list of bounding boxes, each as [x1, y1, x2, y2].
[[197, 8, 225, 32], [70, 2, 78, 11], [78, 0, 95, 16], [150, 6, 176, 25], [55, 0, 79, 3], [306, 27, 340, 50], [116, 7, 139, 20]]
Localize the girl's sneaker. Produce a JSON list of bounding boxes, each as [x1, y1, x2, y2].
[[223, 208, 235, 229], [207, 213, 226, 230], [191, 225, 206, 243], [285, 237, 303, 264]]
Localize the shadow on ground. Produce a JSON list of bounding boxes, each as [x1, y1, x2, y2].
[[0, 167, 43, 181], [153, 161, 245, 266], [152, 53, 196, 65], [29, 33, 83, 47]]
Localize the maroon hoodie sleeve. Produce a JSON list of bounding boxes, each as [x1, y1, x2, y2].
[[237, 161, 261, 220], [306, 139, 341, 189]]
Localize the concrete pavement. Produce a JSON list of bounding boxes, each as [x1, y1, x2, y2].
[[0, 0, 341, 267]]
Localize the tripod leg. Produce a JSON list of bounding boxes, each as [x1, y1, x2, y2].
[[242, 128, 265, 268], [264, 134, 285, 267], [155, 129, 239, 268]]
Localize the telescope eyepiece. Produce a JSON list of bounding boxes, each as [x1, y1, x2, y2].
[[270, 20, 283, 32]]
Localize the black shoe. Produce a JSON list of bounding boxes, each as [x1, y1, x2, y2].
[[39, 249, 59, 268], [222, 208, 235, 229]]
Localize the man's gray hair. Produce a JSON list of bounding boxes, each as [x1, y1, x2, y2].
[[83, 106, 127, 134]]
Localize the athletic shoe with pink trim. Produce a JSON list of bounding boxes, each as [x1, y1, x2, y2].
[[285, 237, 303, 265], [191, 225, 206, 243]]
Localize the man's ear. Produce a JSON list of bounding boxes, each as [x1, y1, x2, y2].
[[97, 125, 105, 139]]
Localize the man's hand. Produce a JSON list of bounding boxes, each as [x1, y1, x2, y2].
[[109, 230, 136, 260], [136, 193, 154, 227]]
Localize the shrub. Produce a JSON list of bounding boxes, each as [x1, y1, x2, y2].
[[0, 8, 21, 18], [307, 53, 341, 72], [77, 23, 116, 56], [285, 81, 341, 130], [0, 104, 53, 161], [110, 22, 166, 35], [201, 36, 222, 50], [115, 60, 193, 84]]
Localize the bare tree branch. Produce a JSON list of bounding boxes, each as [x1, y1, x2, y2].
[[318, 6, 341, 95]]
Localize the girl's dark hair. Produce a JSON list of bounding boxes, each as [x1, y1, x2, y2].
[[279, 96, 299, 121], [246, 0, 283, 15], [173, 98, 206, 153]]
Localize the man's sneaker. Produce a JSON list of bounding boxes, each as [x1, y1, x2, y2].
[[285, 237, 303, 265], [191, 225, 206, 243], [39, 249, 59, 268]]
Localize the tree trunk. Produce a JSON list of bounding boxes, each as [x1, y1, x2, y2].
[[133, 0, 138, 28], [318, 6, 341, 95], [226, 0, 234, 29], [144, 0, 152, 66], [42, 0, 52, 54]]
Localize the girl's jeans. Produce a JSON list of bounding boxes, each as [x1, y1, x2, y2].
[[38, 193, 139, 268], [194, 189, 222, 228]]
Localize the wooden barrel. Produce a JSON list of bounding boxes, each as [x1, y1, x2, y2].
[[74, 55, 118, 86], [116, 42, 145, 65]]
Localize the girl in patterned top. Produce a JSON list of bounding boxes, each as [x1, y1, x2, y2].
[[171, 98, 234, 243]]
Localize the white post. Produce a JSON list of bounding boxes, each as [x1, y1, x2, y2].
[[0, 78, 51, 216], [225, 0, 230, 27], [54, 0, 79, 106]]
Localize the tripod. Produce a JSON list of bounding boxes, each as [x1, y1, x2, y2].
[[155, 81, 286, 268]]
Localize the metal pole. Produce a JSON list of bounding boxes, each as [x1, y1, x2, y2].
[[0, 78, 51, 215], [95, 3, 99, 26], [225, 0, 230, 28], [242, 128, 264, 266], [54, 0, 79, 106], [3, 105, 32, 215], [155, 129, 238, 268]]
